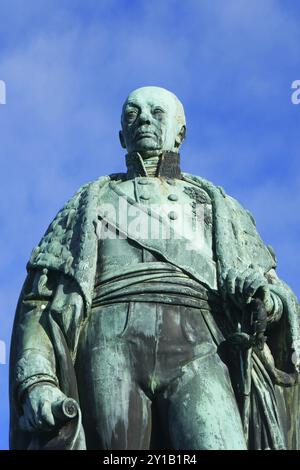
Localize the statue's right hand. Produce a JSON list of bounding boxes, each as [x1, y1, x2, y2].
[[20, 383, 68, 432]]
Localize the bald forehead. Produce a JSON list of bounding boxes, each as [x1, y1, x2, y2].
[[126, 87, 176, 106]]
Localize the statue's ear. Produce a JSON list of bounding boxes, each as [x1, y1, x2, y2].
[[175, 125, 186, 148], [119, 130, 126, 149]]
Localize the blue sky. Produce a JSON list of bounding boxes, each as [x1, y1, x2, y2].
[[0, 0, 299, 450]]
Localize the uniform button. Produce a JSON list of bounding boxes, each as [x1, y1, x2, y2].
[[138, 179, 150, 185], [140, 194, 150, 200], [168, 194, 178, 201], [166, 179, 175, 185], [168, 211, 178, 220]]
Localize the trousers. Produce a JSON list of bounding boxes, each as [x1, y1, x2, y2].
[[75, 301, 247, 450]]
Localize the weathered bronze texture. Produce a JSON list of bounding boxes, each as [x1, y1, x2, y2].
[[10, 87, 300, 450]]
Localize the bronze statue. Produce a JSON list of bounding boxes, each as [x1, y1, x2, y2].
[[10, 86, 300, 450]]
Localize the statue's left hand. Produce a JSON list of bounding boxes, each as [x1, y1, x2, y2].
[[223, 268, 274, 314]]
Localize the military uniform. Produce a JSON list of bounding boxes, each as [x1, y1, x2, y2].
[[75, 153, 247, 449]]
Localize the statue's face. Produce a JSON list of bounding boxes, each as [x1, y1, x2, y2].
[[120, 87, 186, 154]]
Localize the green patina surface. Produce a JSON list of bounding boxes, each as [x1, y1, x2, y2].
[[9, 87, 300, 450]]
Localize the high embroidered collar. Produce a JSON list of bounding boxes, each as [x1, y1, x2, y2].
[[125, 151, 182, 179]]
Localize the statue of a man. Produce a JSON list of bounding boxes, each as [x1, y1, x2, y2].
[[10, 87, 300, 450]]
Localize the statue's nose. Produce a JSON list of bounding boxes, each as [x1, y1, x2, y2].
[[138, 110, 151, 125]]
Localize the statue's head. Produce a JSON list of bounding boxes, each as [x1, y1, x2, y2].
[[119, 86, 186, 155]]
